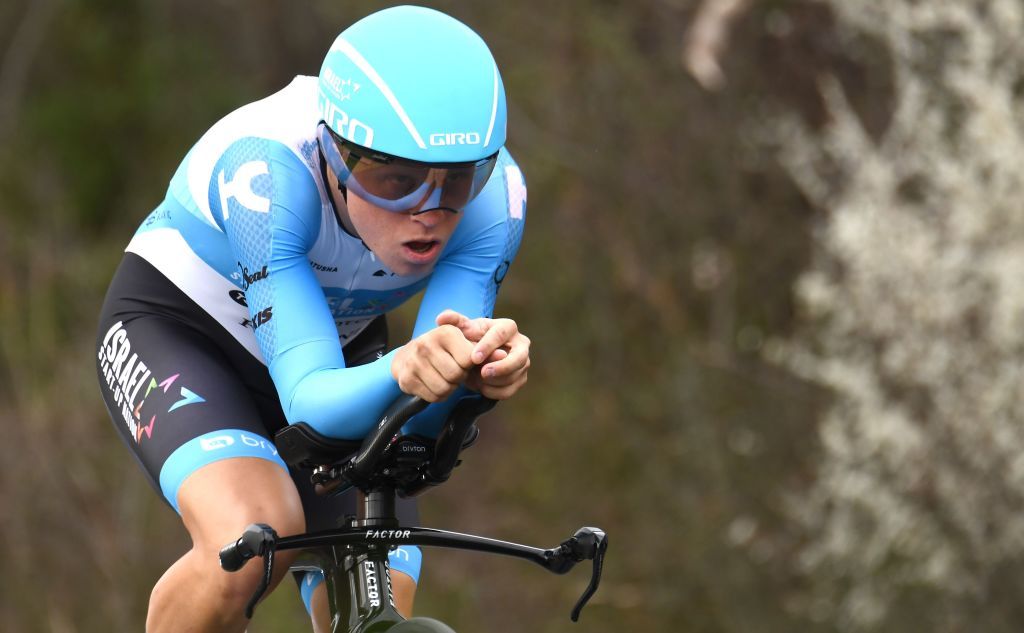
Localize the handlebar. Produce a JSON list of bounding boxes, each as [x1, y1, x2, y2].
[[275, 393, 495, 496], [344, 393, 430, 489], [220, 523, 610, 622], [219, 393, 609, 623], [402, 395, 496, 496]]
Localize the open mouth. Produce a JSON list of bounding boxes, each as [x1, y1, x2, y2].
[[401, 239, 442, 263], [406, 240, 437, 254]]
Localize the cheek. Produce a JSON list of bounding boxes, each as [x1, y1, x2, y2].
[[347, 196, 392, 236], [441, 213, 463, 236]]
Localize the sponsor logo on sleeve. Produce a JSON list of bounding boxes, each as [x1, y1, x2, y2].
[[238, 263, 269, 290], [253, 307, 274, 330], [241, 306, 274, 331], [217, 160, 271, 218], [494, 260, 510, 286]]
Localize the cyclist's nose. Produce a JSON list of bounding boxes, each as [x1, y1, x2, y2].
[[410, 206, 448, 227], [408, 186, 446, 225]]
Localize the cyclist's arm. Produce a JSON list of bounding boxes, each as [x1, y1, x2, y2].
[[213, 138, 402, 439], [400, 157, 527, 436]]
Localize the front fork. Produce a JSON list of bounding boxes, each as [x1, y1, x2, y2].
[[320, 546, 403, 633]]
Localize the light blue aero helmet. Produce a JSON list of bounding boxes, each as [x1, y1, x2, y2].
[[317, 5, 507, 214]]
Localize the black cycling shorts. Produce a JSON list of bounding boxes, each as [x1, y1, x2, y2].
[[95, 253, 417, 531]]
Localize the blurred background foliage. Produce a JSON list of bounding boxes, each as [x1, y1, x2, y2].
[[2, 0, 1023, 631]]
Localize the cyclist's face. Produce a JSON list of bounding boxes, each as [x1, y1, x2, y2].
[[345, 189, 463, 276]]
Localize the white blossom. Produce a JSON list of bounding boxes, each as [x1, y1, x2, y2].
[[769, 0, 1024, 628]]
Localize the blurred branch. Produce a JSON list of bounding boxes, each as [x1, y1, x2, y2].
[[0, 0, 59, 144], [682, 0, 749, 91]]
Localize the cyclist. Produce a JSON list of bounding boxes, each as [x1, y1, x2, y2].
[[94, 6, 528, 632]]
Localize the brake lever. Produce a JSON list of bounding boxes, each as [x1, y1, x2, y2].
[[219, 523, 279, 619], [549, 527, 608, 622]]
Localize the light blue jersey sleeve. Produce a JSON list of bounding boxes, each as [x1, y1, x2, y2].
[[211, 137, 402, 438], [401, 153, 527, 436]]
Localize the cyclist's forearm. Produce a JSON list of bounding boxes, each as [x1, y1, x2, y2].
[[274, 347, 403, 439]]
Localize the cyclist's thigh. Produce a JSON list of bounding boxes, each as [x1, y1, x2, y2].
[[177, 457, 305, 549], [96, 263, 288, 516]]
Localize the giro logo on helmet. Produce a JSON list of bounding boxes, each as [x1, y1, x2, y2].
[[428, 132, 482, 146], [318, 95, 375, 147]]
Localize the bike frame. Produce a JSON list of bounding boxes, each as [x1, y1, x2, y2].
[[292, 543, 403, 632]]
